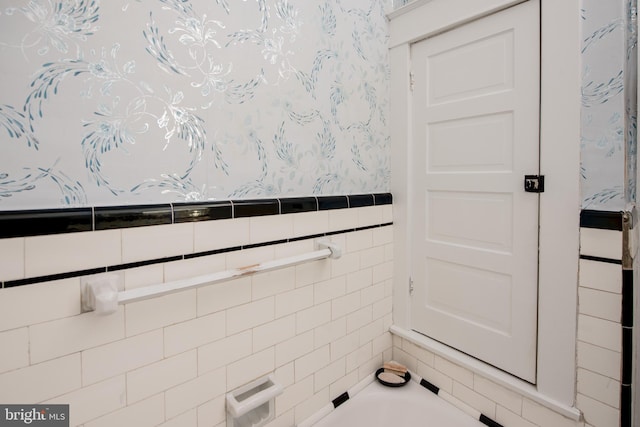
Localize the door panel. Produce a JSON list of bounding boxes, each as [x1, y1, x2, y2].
[[410, 0, 540, 382]]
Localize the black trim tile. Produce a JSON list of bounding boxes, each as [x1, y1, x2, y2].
[[0, 208, 93, 238], [622, 384, 632, 427], [173, 201, 232, 223], [348, 194, 374, 208], [233, 199, 279, 217], [623, 270, 633, 327], [332, 392, 349, 408], [579, 255, 622, 265], [479, 414, 504, 427], [622, 326, 633, 385], [95, 205, 172, 230], [280, 197, 318, 214], [184, 246, 242, 259], [243, 240, 288, 250], [4, 267, 106, 288], [373, 193, 392, 205], [419, 378, 439, 395], [318, 196, 348, 210], [580, 210, 623, 231]]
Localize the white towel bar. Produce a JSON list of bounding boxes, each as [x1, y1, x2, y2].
[[83, 239, 341, 315]]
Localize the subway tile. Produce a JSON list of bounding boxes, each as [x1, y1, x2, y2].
[[577, 314, 621, 352], [346, 269, 373, 294], [576, 393, 619, 427], [580, 228, 622, 260], [295, 346, 330, 381], [95, 205, 172, 230], [294, 388, 330, 425], [165, 367, 226, 419], [349, 194, 374, 208], [249, 215, 294, 244], [579, 259, 622, 293], [357, 206, 384, 228], [296, 302, 331, 334], [434, 356, 474, 388], [314, 358, 346, 393], [274, 362, 295, 389], [372, 261, 393, 282], [125, 289, 196, 337], [384, 243, 394, 262], [82, 330, 164, 386], [361, 282, 385, 307], [233, 199, 279, 217], [328, 370, 359, 401], [314, 317, 346, 349], [453, 382, 497, 419], [331, 291, 361, 320], [0, 237, 24, 281], [358, 318, 384, 346], [276, 331, 314, 367], [126, 350, 197, 404], [164, 311, 226, 357], [275, 286, 314, 318], [0, 354, 81, 404], [317, 196, 348, 211], [346, 229, 373, 253], [280, 197, 318, 214], [159, 409, 197, 427], [330, 252, 360, 277], [372, 296, 393, 319], [268, 410, 295, 427], [382, 205, 393, 223], [276, 375, 314, 415], [330, 331, 359, 361], [196, 395, 226, 427], [328, 209, 359, 232], [84, 394, 165, 427], [226, 297, 274, 335], [252, 267, 296, 300], [373, 193, 393, 206], [314, 276, 346, 304], [473, 375, 523, 415], [123, 264, 164, 290], [578, 287, 621, 322], [30, 308, 125, 364], [359, 246, 385, 269], [25, 230, 121, 278], [417, 361, 453, 394], [193, 218, 250, 253], [357, 354, 383, 381], [495, 406, 537, 427], [198, 331, 252, 374], [346, 306, 373, 333], [295, 259, 331, 288], [164, 253, 227, 281], [577, 341, 621, 380], [401, 338, 436, 367], [347, 342, 372, 373], [253, 315, 296, 352], [226, 245, 275, 269], [273, 239, 314, 259], [292, 211, 329, 237], [45, 376, 126, 426], [122, 223, 193, 263], [227, 347, 275, 390], [522, 399, 581, 427], [0, 328, 29, 374], [197, 276, 251, 316], [372, 331, 393, 355], [577, 368, 620, 409]]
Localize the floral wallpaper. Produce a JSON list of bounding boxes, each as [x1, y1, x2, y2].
[[581, 0, 637, 210], [0, 0, 390, 209]]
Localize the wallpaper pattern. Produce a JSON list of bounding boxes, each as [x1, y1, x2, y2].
[[0, 0, 390, 209], [580, 0, 637, 210]]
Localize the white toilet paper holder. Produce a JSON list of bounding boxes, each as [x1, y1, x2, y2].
[[226, 374, 283, 427]]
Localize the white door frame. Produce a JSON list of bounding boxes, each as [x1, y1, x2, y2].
[[389, 0, 581, 415]]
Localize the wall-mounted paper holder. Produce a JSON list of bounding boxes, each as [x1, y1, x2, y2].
[[226, 374, 283, 427]]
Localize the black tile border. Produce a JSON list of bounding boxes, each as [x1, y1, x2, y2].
[[580, 209, 623, 231], [332, 392, 350, 408], [0, 193, 392, 239]]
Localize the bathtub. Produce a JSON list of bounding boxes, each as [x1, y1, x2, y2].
[[301, 372, 487, 427]]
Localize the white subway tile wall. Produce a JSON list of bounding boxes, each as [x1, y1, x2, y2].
[[0, 206, 393, 426]]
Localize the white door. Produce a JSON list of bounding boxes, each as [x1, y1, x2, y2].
[[410, 0, 540, 382]]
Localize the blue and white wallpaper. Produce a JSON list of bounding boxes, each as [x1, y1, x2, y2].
[[581, 0, 637, 210], [0, 0, 390, 209]]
